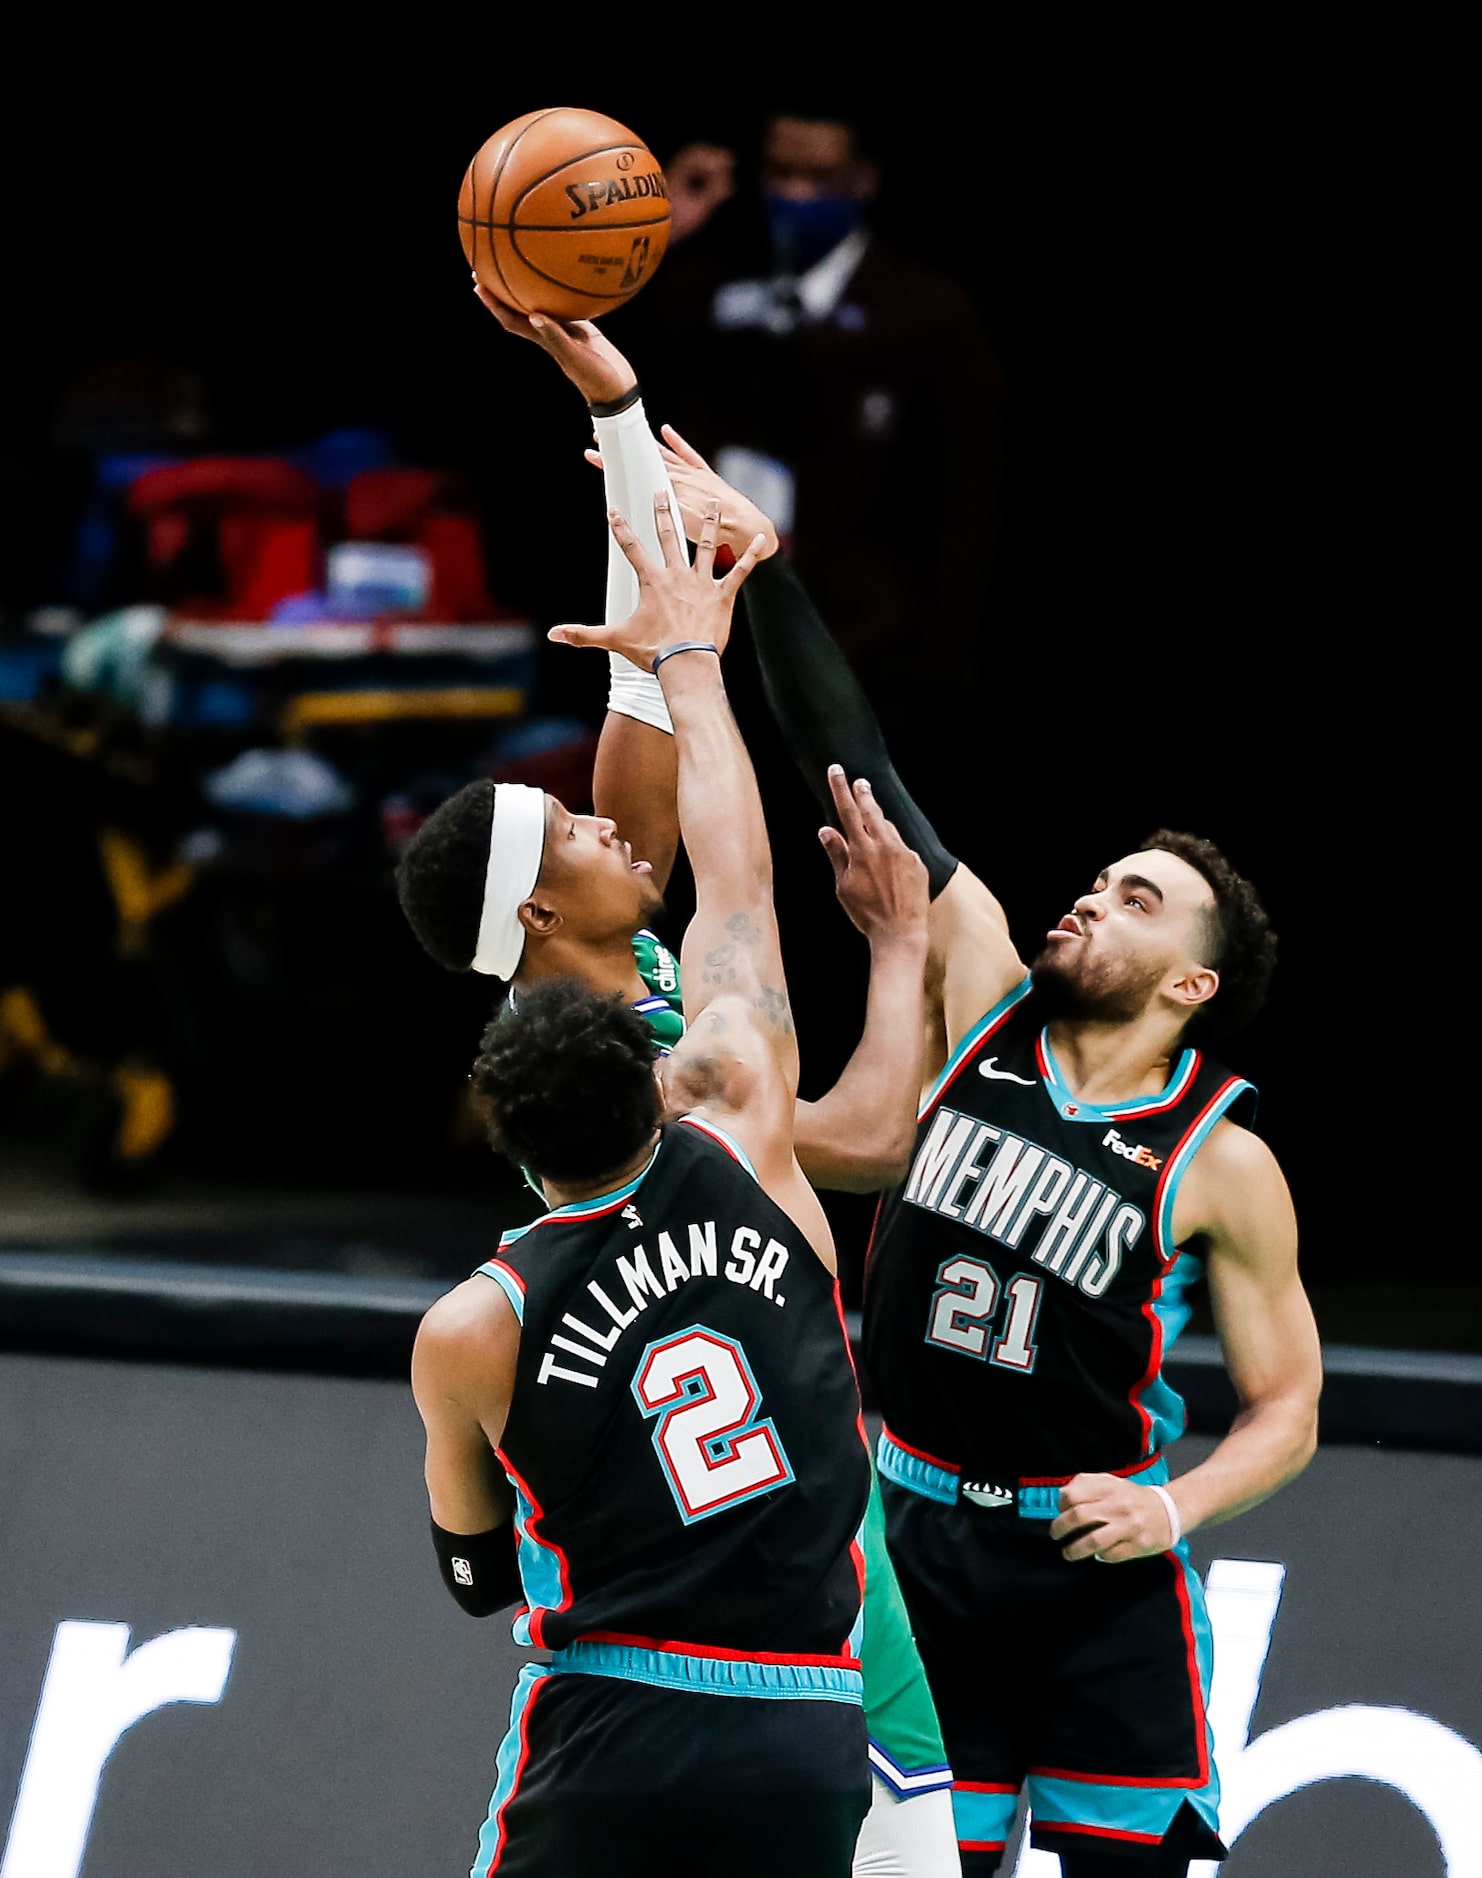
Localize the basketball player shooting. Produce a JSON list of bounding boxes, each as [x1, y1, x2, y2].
[[398, 296, 963, 1877], [632, 440, 1324, 1877], [411, 494, 927, 1875], [396, 283, 922, 1190]]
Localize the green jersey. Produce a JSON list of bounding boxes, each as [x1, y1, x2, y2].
[[630, 928, 685, 1054]]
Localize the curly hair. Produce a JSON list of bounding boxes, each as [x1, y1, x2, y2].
[[1140, 830, 1277, 1043], [395, 780, 493, 972], [473, 979, 660, 1184]]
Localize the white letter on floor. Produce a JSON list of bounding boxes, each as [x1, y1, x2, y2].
[[1, 1620, 237, 1878]]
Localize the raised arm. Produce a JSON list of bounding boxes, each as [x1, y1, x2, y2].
[[657, 427, 1025, 1065], [549, 495, 838, 1256], [792, 766, 930, 1190], [475, 287, 683, 888]]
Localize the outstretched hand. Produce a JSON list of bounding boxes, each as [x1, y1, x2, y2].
[[472, 278, 635, 407], [585, 425, 780, 561], [819, 768, 929, 949], [550, 494, 767, 672]]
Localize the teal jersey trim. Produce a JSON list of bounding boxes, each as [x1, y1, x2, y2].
[[499, 1140, 663, 1251], [918, 976, 1034, 1120], [550, 1639, 863, 1704], [473, 1664, 550, 1878], [1140, 1074, 1254, 1454], [877, 1430, 959, 1505], [951, 1784, 1016, 1854], [677, 1112, 758, 1181], [1038, 1033, 1198, 1123], [474, 1259, 525, 1324]]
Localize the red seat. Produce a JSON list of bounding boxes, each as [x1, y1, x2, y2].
[[128, 459, 322, 619], [343, 469, 501, 622]]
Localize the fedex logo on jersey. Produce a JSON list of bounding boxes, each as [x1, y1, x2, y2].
[[1103, 1127, 1163, 1170], [904, 1104, 1146, 1299]]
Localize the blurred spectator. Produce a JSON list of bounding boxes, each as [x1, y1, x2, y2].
[[630, 101, 1002, 697]]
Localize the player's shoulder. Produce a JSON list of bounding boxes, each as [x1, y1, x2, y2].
[[1181, 1112, 1293, 1248], [416, 1273, 521, 1362], [1195, 1111, 1280, 1181]]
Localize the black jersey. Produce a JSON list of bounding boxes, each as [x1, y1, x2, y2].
[[479, 1116, 870, 1659], [863, 978, 1254, 1486]]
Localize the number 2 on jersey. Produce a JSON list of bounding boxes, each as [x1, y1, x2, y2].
[[926, 1256, 1043, 1373], [633, 1327, 794, 1524]]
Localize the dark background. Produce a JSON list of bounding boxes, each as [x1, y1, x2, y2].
[[0, 35, 1446, 1335]]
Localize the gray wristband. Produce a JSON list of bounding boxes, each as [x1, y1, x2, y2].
[[651, 641, 721, 674]]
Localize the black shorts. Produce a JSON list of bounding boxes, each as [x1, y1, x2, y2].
[[882, 1479, 1227, 1869], [473, 1658, 870, 1877]]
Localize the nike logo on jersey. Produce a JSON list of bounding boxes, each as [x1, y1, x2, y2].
[[962, 1482, 1015, 1509], [622, 1205, 643, 1230], [978, 1057, 1036, 1086]]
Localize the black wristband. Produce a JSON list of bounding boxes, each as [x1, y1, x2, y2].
[[651, 640, 720, 674], [430, 1518, 523, 1618], [587, 383, 642, 418]]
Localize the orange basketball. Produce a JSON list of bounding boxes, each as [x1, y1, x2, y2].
[[458, 108, 670, 321]]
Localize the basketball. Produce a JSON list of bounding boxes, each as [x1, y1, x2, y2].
[[458, 108, 670, 322]]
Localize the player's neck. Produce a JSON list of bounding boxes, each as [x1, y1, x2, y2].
[[1044, 1012, 1188, 1106], [514, 929, 648, 1004], [541, 1131, 662, 1209]]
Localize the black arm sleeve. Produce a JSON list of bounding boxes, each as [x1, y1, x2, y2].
[[430, 1518, 523, 1618], [742, 555, 959, 899]]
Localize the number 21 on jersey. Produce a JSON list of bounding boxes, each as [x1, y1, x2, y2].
[[633, 1326, 794, 1525], [926, 1256, 1043, 1373]]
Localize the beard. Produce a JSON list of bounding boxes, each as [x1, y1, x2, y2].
[[1031, 940, 1166, 1027], [636, 879, 666, 926]]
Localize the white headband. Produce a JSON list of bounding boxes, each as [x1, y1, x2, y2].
[[470, 784, 547, 979]]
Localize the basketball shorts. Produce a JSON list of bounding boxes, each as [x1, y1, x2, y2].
[[881, 1473, 1227, 1873], [860, 1467, 953, 1798], [472, 1641, 870, 1877]]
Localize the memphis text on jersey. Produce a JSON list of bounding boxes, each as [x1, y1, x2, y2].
[[535, 1213, 791, 1390], [905, 1104, 1146, 1302]]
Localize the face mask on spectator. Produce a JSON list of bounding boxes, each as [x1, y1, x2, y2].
[[766, 194, 861, 275]]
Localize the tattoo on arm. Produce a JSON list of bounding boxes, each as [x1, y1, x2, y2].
[[753, 984, 795, 1036], [702, 940, 739, 989]]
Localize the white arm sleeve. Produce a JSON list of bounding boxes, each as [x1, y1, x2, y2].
[[597, 395, 683, 733]]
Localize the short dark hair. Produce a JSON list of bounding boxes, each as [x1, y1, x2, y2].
[[395, 780, 492, 972], [1141, 829, 1278, 1043], [472, 980, 660, 1184], [765, 94, 879, 160]]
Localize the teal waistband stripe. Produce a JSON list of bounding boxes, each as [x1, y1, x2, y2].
[[878, 1434, 1169, 1516], [551, 1640, 864, 1704], [876, 1432, 959, 1505]]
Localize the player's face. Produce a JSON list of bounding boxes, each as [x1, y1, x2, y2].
[[535, 796, 662, 941], [1032, 850, 1217, 1024]]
